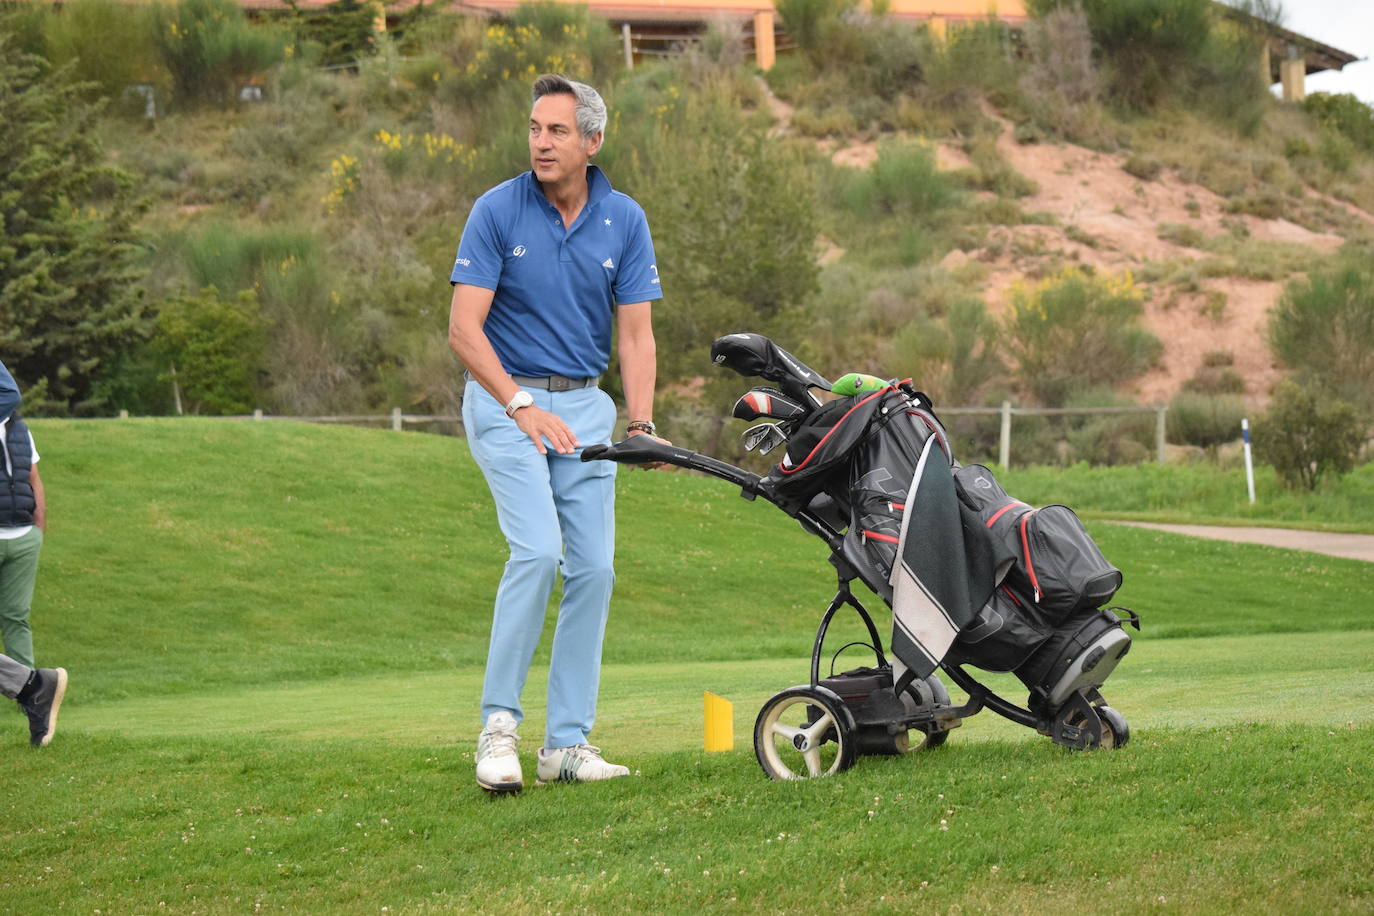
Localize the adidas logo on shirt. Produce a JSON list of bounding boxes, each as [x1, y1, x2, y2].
[[601, 258, 614, 269]]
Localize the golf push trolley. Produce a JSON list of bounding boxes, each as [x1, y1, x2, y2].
[[583, 333, 1137, 780]]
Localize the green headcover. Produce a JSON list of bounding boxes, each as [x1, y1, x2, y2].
[[830, 372, 889, 397]]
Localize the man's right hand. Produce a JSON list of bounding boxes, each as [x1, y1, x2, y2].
[[513, 405, 580, 455]]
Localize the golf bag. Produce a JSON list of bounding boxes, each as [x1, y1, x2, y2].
[[760, 382, 1127, 702]]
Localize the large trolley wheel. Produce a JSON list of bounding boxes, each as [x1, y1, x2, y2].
[[908, 674, 952, 750], [754, 685, 858, 780]]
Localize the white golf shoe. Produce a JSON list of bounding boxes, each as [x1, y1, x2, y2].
[[475, 711, 523, 794], [536, 744, 630, 785]]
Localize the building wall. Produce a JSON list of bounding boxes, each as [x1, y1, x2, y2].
[[456, 0, 1026, 23]]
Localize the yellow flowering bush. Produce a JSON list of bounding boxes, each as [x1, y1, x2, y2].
[[455, 2, 618, 94], [373, 129, 477, 178], [1004, 267, 1162, 406], [322, 154, 360, 214]]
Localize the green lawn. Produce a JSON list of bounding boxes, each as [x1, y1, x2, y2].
[[4, 419, 1372, 913], [1004, 462, 1374, 534]]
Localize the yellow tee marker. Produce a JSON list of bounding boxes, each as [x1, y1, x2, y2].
[[704, 691, 734, 752]]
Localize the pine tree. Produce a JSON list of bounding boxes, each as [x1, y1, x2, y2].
[[0, 37, 151, 414]]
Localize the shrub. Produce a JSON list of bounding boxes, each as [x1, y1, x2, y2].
[[1022, 1, 1104, 141], [923, 20, 1019, 102], [1003, 268, 1162, 406], [1156, 222, 1204, 248], [1124, 153, 1162, 181], [148, 287, 267, 414], [174, 223, 358, 413], [1065, 413, 1153, 466], [1269, 262, 1374, 414], [1181, 351, 1245, 395], [1253, 379, 1366, 490], [614, 85, 821, 382], [42, 0, 164, 102], [1028, 0, 1266, 129], [278, 0, 378, 68], [1190, 17, 1267, 136], [965, 134, 1038, 198], [454, 1, 619, 100], [839, 139, 960, 217], [1029, 0, 1211, 110], [889, 297, 1005, 406], [1318, 129, 1356, 174], [1168, 392, 1245, 448], [150, 0, 288, 106], [1303, 92, 1374, 153], [775, 0, 856, 58]]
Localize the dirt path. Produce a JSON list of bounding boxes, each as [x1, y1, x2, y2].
[[1109, 521, 1374, 563]]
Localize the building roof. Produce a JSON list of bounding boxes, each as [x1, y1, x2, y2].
[[1216, 4, 1361, 77]]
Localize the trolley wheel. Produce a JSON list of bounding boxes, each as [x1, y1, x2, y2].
[[912, 673, 952, 750], [1096, 705, 1129, 749], [754, 685, 858, 780], [1064, 704, 1130, 750]]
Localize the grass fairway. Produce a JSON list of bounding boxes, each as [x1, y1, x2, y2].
[[4, 419, 1373, 913]]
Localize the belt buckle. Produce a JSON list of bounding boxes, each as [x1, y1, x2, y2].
[[549, 375, 573, 392]]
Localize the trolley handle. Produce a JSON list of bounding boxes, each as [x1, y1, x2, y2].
[[582, 438, 764, 497]]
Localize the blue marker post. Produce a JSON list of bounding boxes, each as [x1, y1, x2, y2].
[[1241, 418, 1256, 505]]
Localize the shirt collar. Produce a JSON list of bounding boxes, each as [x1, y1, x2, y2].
[[525, 164, 613, 210]]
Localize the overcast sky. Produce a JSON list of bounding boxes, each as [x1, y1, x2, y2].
[[1268, 1, 1374, 103]]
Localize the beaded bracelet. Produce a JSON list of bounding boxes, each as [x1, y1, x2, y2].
[[626, 420, 657, 436]]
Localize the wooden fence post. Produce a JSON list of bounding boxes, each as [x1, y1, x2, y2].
[[391, 407, 403, 432], [1156, 404, 1168, 465], [999, 400, 1012, 469]]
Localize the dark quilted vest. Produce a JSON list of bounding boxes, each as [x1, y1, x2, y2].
[[1, 416, 36, 527]]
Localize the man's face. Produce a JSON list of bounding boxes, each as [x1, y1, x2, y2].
[[529, 92, 601, 187]]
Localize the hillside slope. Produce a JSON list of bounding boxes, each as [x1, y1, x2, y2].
[[818, 103, 1374, 408]]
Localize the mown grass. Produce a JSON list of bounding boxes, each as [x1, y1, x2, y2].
[[5, 419, 1373, 912], [7, 724, 1372, 913], [1004, 462, 1374, 534], [29, 419, 1374, 703]]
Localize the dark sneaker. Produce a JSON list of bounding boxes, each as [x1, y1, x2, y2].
[[21, 667, 67, 747]]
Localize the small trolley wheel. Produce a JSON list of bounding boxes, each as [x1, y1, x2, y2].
[[1096, 705, 1130, 749], [915, 673, 952, 749], [754, 686, 858, 780]]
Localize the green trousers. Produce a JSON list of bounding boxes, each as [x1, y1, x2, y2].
[[0, 528, 43, 669]]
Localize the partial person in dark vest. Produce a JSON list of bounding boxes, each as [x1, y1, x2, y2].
[[0, 360, 67, 746]]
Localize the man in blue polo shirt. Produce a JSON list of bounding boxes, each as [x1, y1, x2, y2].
[[449, 74, 662, 793]]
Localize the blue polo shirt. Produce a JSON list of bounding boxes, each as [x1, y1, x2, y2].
[[450, 166, 663, 379]]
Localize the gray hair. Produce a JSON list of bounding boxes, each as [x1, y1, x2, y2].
[[531, 73, 607, 140]]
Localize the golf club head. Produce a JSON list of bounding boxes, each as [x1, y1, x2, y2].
[[710, 334, 832, 397], [732, 387, 808, 423], [741, 422, 788, 455]]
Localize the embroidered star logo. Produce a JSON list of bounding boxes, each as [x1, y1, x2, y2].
[[604, 218, 612, 226]]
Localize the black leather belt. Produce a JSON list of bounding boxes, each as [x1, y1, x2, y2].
[[513, 374, 598, 391], [466, 371, 598, 391]]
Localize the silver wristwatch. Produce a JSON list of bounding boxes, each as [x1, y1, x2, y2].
[[504, 390, 534, 418]]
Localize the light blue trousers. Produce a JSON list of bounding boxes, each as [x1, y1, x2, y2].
[[462, 381, 618, 749]]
